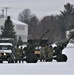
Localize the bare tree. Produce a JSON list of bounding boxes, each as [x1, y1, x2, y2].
[[28, 15, 39, 39], [18, 9, 39, 39], [18, 9, 32, 24]]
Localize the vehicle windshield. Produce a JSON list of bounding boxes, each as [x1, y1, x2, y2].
[[0, 45, 12, 50]]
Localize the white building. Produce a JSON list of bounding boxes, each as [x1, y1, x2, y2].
[[0, 18, 28, 42]]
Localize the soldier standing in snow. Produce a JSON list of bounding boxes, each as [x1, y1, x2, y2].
[[20, 46, 24, 63], [40, 44, 47, 62], [46, 45, 53, 61], [14, 45, 21, 63]]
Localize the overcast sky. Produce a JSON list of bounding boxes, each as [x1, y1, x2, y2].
[[0, 0, 74, 20]]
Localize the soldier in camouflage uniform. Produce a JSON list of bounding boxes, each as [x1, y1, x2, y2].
[[45, 44, 53, 62], [14, 45, 21, 63], [40, 44, 47, 62], [20, 46, 24, 63]]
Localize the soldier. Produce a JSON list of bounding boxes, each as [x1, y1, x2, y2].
[[23, 47, 27, 56], [20, 46, 24, 63], [54, 42, 68, 56], [14, 45, 21, 63], [54, 44, 63, 56], [40, 44, 47, 62], [45, 44, 53, 62]]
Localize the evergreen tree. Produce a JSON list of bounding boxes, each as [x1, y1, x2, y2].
[[17, 36, 23, 45], [60, 3, 74, 30], [1, 16, 16, 39]]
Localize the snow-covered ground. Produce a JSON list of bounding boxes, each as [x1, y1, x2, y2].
[[0, 43, 74, 75]]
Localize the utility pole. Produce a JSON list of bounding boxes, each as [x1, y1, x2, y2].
[[1, 9, 4, 17], [2, 7, 10, 17]]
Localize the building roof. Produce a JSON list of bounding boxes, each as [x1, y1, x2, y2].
[[0, 18, 28, 26]]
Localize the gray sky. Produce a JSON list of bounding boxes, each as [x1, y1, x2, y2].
[[0, 0, 74, 20]]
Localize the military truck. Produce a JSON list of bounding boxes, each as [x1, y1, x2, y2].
[[0, 38, 15, 63]]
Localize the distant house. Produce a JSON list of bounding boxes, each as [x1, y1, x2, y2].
[[0, 18, 28, 42]]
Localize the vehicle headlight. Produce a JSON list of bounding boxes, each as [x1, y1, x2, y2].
[[4, 53, 6, 55]]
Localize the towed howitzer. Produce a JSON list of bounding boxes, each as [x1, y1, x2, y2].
[[53, 34, 74, 62], [25, 30, 50, 63]]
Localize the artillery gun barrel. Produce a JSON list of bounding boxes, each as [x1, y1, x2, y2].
[[62, 34, 74, 46], [39, 30, 50, 40]]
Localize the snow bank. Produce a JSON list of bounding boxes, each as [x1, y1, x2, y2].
[[67, 43, 74, 48]]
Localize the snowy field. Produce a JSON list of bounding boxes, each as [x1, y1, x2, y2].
[[0, 43, 74, 75]]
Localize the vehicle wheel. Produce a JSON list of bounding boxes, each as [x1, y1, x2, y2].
[[56, 54, 68, 62], [26, 53, 38, 63], [10, 60, 14, 63]]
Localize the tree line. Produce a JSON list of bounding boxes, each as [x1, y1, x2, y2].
[[1, 3, 74, 44], [18, 3, 74, 43], [18, 3, 74, 42]]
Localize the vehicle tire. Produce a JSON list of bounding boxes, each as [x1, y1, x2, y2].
[[56, 54, 68, 62], [26, 53, 38, 63], [10, 59, 14, 63]]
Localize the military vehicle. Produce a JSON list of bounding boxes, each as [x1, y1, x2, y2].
[[0, 38, 15, 63], [24, 30, 50, 63], [53, 34, 74, 62]]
